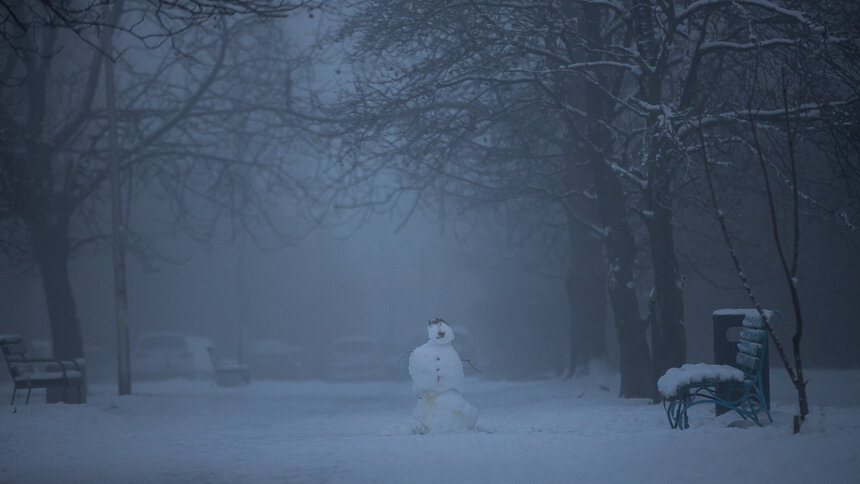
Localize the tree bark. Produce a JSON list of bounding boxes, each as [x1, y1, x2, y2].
[[632, 0, 687, 381], [33, 226, 83, 361], [645, 204, 687, 380], [32, 222, 84, 404], [592, 160, 656, 399], [104, 14, 132, 395], [565, 221, 607, 374]]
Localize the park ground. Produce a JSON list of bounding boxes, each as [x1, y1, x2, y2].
[[1, 366, 859, 483]]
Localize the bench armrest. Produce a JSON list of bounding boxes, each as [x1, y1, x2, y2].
[[58, 358, 83, 371]]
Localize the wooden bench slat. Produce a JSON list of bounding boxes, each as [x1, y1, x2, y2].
[[740, 328, 766, 343], [14, 370, 83, 382], [735, 352, 759, 370], [736, 341, 762, 357], [0, 335, 24, 345], [2, 342, 27, 356]]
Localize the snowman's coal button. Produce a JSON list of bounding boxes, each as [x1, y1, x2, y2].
[[436, 357, 440, 361]]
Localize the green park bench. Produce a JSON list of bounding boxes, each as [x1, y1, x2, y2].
[[657, 310, 776, 430]]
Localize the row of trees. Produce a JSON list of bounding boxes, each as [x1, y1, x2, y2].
[[322, 0, 859, 426], [0, 0, 323, 396]]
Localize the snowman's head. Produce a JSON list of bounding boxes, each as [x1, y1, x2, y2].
[[427, 318, 454, 345]]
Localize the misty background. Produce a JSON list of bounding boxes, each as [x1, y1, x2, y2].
[[0, 0, 858, 396], [3, 197, 859, 380], [0, 205, 576, 379]]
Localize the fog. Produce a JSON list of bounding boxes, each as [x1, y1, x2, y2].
[[1, 209, 575, 380], [4, 193, 859, 382], [0, 0, 858, 404]]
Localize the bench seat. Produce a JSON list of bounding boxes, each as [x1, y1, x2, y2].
[[658, 363, 744, 399], [660, 311, 776, 429]]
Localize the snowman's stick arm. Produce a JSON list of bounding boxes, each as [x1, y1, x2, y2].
[[462, 359, 482, 374], [397, 349, 413, 367]]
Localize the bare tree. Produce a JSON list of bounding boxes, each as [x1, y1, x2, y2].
[[328, 0, 857, 399], [0, 0, 320, 55], [326, 0, 652, 395], [101, 0, 130, 395], [700, 108, 812, 432], [0, 6, 318, 400], [693, 12, 860, 430]]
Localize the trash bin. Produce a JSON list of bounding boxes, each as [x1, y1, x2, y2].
[[713, 310, 771, 416]]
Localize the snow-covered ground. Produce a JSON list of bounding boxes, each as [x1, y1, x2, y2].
[[2, 367, 858, 483]]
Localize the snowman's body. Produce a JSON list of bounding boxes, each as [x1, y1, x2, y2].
[[408, 321, 478, 434]]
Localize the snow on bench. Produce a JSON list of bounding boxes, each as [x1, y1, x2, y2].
[[711, 308, 775, 328], [657, 363, 744, 399], [659, 309, 777, 429], [13, 369, 83, 382], [1, 334, 86, 405]]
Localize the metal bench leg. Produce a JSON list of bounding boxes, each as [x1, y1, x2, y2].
[[763, 405, 774, 423], [665, 394, 693, 430], [10, 388, 16, 405], [666, 399, 678, 428], [679, 394, 692, 430], [25, 386, 32, 405], [680, 402, 690, 430]]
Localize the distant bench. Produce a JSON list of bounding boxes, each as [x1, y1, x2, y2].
[[207, 347, 250, 387], [1, 335, 86, 405], [658, 311, 774, 429]]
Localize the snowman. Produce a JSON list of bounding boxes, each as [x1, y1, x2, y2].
[[408, 318, 478, 434]]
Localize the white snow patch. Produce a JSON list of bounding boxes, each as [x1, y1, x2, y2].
[[0, 369, 858, 483], [658, 363, 744, 398], [712, 308, 779, 328]]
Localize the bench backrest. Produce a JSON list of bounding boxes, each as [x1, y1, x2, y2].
[[1, 335, 27, 358], [0, 335, 29, 379], [736, 318, 768, 379]]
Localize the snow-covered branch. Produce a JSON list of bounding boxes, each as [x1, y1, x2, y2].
[[610, 162, 647, 190], [698, 38, 797, 55], [679, 101, 854, 137], [677, 0, 818, 32]]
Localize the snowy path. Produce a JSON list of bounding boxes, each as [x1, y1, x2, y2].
[[1, 368, 858, 483]]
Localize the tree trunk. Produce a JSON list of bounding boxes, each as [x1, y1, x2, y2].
[[33, 223, 84, 403], [565, 222, 607, 375], [103, 4, 132, 395], [577, 3, 656, 400], [33, 226, 82, 360], [645, 204, 687, 380], [633, 0, 687, 381], [593, 160, 656, 400]]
